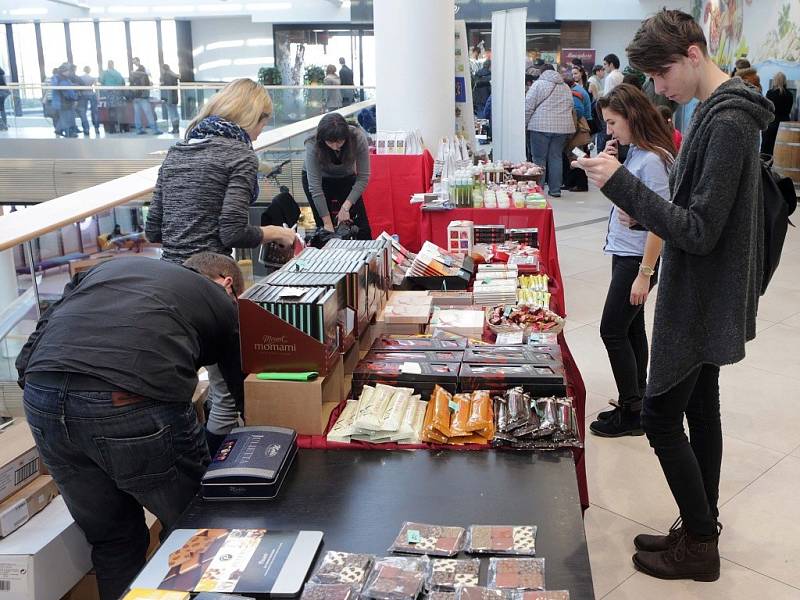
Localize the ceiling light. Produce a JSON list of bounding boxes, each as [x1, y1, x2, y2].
[[197, 59, 233, 71], [206, 40, 245, 50]]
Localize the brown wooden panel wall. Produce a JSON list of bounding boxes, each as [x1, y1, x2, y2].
[[560, 21, 592, 50]]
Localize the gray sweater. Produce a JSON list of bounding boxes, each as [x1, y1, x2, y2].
[[601, 78, 773, 396], [303, 125, 371, 218], [146, 137, 262, 263]]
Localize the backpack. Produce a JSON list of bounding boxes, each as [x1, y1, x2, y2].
[[760, 154, 797, 295]]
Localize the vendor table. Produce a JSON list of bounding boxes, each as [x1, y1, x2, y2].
[[362, 152, 435, 253], [177, 449, 595, 599]]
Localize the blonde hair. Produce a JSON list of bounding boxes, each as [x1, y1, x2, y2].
[[771, 71, 787, 91], [186, 78, 272, 139]]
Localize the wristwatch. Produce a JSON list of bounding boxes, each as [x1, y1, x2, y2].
[[639, 264, 655, 277]]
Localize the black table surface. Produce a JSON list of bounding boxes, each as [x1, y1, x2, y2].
[[177, 448, 595, 600]]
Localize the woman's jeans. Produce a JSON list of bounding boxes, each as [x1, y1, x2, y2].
[[529, 131, 570, 194], [23, 379, 209, 600], [301, 171, 373, 240], [599, 255, 658, 408], [133, 97, 156, 132], [642, 364, 722, 537]]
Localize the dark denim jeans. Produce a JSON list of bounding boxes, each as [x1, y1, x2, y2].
[[23, 380, 209, 600], [529, 131, 570, 194], [642, 364, 722, 537]]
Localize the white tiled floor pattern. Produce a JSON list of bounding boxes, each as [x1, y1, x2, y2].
[[550, 189, 800, 599]]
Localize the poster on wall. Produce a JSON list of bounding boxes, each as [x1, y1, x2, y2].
[[454, 20, 477, 153], [491, 7, 528, 162], [561, 49, 597, 70], [693, 0, 800, 88]]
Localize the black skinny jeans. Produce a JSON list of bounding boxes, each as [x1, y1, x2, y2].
[[301, 171, 372, 240], [642, 364, 722, 537], [600, 255, 658, 408]]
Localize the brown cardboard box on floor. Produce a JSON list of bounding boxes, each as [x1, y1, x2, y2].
[[0, 420, 41, 503], [244, 356, 343, 435], [0, 475, 59, 538]]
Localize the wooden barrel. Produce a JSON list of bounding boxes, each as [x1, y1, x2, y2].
[[774, 121, 800, 189]]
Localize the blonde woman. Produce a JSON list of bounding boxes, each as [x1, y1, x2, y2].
[[146, 78, 295, 450], [324, 64, 342, 111], [763, 71, 793, 155]]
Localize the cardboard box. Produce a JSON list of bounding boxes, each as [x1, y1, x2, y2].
[[0, 496, 92, 600], [342, 342, 360, 377], [0, 421, 41, 504], [244, 357, 343, 435], [0, 476, 59, 538]]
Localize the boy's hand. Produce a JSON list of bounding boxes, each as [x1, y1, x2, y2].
[[571, 152, 622, 189]]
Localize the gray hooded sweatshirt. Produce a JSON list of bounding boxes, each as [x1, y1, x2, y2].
[[601, 78, 774, 396]]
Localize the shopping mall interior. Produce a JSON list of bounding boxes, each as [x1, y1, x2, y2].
[[0, 1, 799, 599]]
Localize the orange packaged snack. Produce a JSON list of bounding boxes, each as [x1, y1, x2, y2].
[[449, 394, 473, 437], [430, 385, 454, 438], [422, 399, 449, 444], [465, 390, 493, 432]]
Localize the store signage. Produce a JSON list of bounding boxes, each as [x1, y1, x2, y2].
[[351, 0, 556, 23], [561, 48, 597, 69]]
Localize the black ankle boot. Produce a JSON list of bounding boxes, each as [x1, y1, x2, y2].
[[590, 403, 643, 437], [596, 401, 620, 421], [633, 527, 721, 582], [635, 517, 684, 552]]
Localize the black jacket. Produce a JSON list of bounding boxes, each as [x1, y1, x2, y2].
[[161, 70, 179, 104], [129, 69, 151, 99], [339, 64, 354, 86]]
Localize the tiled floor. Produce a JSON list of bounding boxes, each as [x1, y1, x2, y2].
[[550, 189, 800, 599]]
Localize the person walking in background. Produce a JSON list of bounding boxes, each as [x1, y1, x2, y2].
[[77, 66, 100, 136], [52, 63, 78, 137], [563, 69, 592, 192], [762, 71, 793, 156], [130, 65, 161, 135], [338, 57, 354, 106], [473, 59, 492, 116], [525, 64, 575, 198], [658, 105, 682, 151], [603, 53, 624, 96], [589, 83, 674, 438], [146, 79, 295, 450], [160, 63, 180, 134], [588, 64, 605, 99], [99, 60, 126, 133], [324, 64, 342, 112], [0, 66, 9, 131], [731, 57, 750, 77], [577, 9, 772, 582]]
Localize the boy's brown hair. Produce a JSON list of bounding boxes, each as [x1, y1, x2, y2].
[[626, 9, 707, 75]]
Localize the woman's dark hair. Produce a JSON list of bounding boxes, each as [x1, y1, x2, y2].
[[657, 105, 674, 125], [312, 112, 355, 168], [597, 83, 676, 164]]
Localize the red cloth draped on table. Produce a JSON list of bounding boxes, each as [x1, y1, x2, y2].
[[361, 151, 435, 252]]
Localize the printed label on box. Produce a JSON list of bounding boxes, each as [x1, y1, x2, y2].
[[0, 558, 30, 594], [0, 449, 39, 502], [0, 499, 29, 537]]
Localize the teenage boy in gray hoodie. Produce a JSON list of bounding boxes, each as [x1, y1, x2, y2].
[[576, 9, 773, 583]]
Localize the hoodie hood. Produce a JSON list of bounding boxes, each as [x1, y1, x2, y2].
[[696, 77, 774, 132], [539, 70, 564, 86]]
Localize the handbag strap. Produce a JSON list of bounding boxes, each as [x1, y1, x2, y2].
[[533, 81, 560, 113]]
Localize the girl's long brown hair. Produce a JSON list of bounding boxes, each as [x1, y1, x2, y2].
[[597, 83, 676, 164]]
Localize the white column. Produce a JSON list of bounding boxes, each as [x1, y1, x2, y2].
[[374, 0, 455, 151]]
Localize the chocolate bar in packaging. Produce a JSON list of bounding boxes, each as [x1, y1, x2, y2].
[[301, 583, 356, 600], [487, 557, 545, 591], [362, 556, 428, 600], [455, 587, 508, 600], [352, 361, 460, 398], [364, 350, 465, 364], [373, 335, 468, 352], [427, 558, 481, 590], [466, 525, 538, 556], [513, 593, 570, 600], [310, 550, 375, 588], [492, 390, 582, 450], [463, 347, 546, 365], [459, 364, 566, 397], [389, 522, 467, 557]]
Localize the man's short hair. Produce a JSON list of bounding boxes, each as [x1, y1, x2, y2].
[[603, 54, 620, 69], [339, 57, 346, 65], [626, 9, 708, 74], [183, 253, 245, 297], [592, 65, 604, 75]]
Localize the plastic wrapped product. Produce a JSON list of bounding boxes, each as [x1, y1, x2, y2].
[[554, 398, 578, 438], [301, 583, 357, 600], [514, 592, 569, 600], [427, 558, 481, 590], [362, 556, 429, 600], [310, 550, 375, 587], [455, 586, 508, 600], [465, 390, 493, 433], [467, 525, 538, 555], [487, 558, 545, 591], [430, 385, 454, 438], [495, 396, 509, 433], [389, 522, 467, 557], [429, 592, 458, 600], [327, 400, 360, 443], [506, 388, 532, 431], [449, 394, 474, 437], [422, 397, 449, 444], [534, 398, 556, 438]]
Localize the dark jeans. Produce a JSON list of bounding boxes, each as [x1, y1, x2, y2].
[[0, 93, 7, 126], [301, 171, 373, 240], [529, 131, 570, 194], [642, 364, 722, 537], [23, 379, 209, 600], [77, 95, 99, 131], [600, 255, 658, 407]]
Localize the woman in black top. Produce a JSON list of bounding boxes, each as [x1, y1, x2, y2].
[[762, 71, 794, 156]]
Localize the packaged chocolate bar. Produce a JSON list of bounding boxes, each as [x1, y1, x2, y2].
[[428, 385, 454, 439], [455, 587, 508, 600], [301, 583, 356, 600], [352, 361, 460, 399], [513, 593, 569, 600], [487, 558, 545, 591], [373, 335, 468, 351], [459, 364, 565, 397], [362, 556, 429, 600], [463, 347, 545, 365], [449, 394, 473, 437], [327, 400, 359, 443], [427, 558, 481, 591], [467, 525, 538, 556], [429, 592, 458, 600], [365, 350, 465, 364], [389, 522, 467, 557], [465, 390, 493, 434], [310, 550, 375, 587]]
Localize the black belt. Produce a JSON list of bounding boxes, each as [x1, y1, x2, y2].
[[26, 371, 123, 392]]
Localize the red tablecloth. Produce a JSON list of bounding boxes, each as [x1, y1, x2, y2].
[[419, 206, 566, 320], [362, 152, 434, 252]]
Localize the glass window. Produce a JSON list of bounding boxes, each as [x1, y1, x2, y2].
[[160, 20, 180, 78], [70, 21, 99, 78], [11, 24, 40, 101], [40, 23, 68, 76], [98, 21, 128, 79], [0, 26, 10, 78], [129, 21, 159, 80]]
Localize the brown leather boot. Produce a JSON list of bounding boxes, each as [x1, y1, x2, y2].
[[633, 528, 720, 582], [634, 517, 684, 552]]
